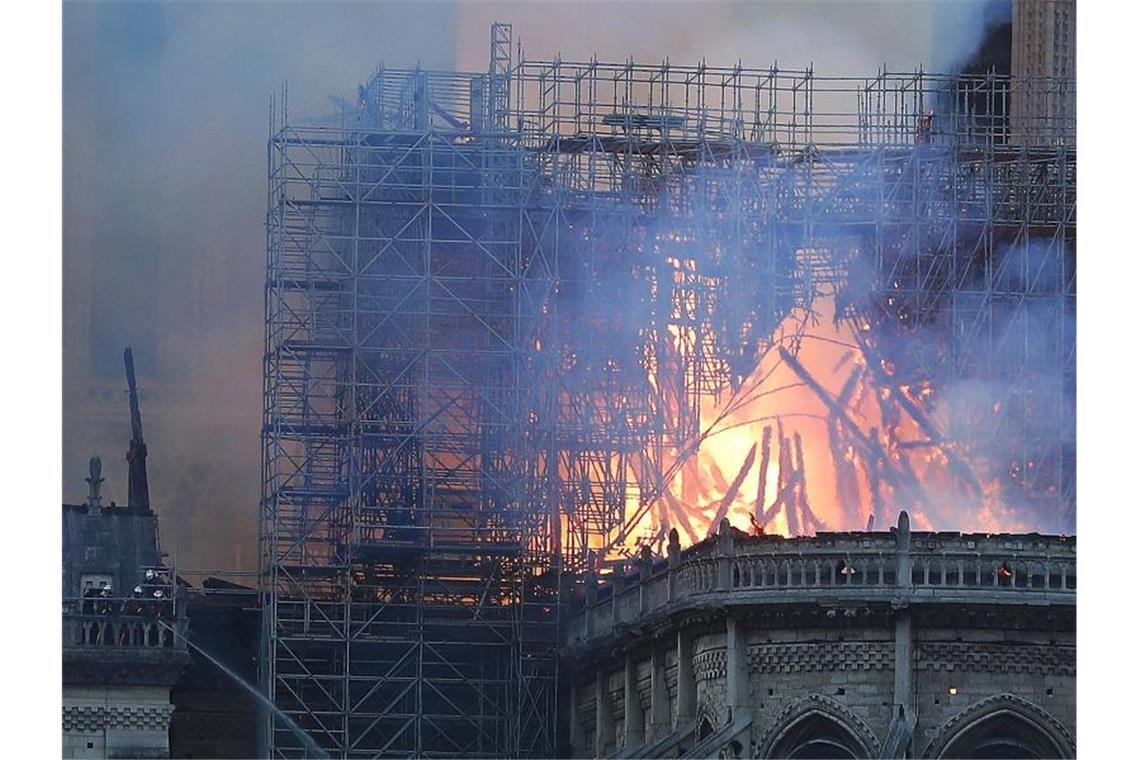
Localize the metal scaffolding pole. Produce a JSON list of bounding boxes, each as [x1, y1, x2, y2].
[[261, 24, 1074, 758]]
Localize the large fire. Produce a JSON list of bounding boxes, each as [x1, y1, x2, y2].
[[626, 289, 1028, 554]]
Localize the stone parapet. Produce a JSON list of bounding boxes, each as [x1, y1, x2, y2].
[[560, 513, 1075, 758], [563, 514, 1075, 650]]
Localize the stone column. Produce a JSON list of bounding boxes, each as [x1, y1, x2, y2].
[[650, 647, 671, 739], [612, 562, 625, 628], [725, 614, 749, 721], [595, 671, 615, 758], [893, 607, 914, 717], [667, 529, 681, 602], [624, 654, 645, 748], [675, 631, 696, 727], [893, 511, 915, 719], [585, 562, 598, 638]]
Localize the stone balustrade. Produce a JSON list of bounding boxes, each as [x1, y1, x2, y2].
[[563, 513, 1076, 648], [63, 608, 188, 652], [63, 581, 189, 656]]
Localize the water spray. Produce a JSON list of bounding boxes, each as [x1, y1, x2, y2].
[[156, 620, 329, 758]]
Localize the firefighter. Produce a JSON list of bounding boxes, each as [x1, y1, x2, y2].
[[151, 587, 173, 619], [915, 110, 934, 144], [146, 587, 162, 618], [96, 584, 115, 615], [125, 585, 146, 616]]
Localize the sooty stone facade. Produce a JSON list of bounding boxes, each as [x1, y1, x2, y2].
[[560, 513, 1075, 759]]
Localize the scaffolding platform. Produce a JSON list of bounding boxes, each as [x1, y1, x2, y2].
[[261, 23, 1074, 759]]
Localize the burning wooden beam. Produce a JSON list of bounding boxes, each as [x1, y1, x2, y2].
[[778, 346, 930, 510], [794, 432, 827, 534], [821, 365, 862, 524], [828, 416, 862, 527], [662, 489, 700, 545], [854, 331, 983, 497], [711, 442, 757, 529], [754, 425, 773, 523], [836, 364, 863, 405], [669, 449, 707, 506], [831, 366, 865, 526], [867, 427, 887, 525], [708, 459, 731, 494], [791, 430, 805, 530], [779, 427, 799, 536], [755, 423, 797, 532], [830, 349, 856, 374], [758, 477, 787, 528]]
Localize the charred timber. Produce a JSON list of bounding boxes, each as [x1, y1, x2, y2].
[[778, 346, 929, 512]]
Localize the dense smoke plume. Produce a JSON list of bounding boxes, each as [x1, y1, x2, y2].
[[457, 1, 1002, 74], [555, 144, 1072, 554], [64, 1, 1017, 570], [63, 1, 457, 571]]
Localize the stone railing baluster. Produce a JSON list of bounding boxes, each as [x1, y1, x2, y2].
[[560, 514, 1074, 648]]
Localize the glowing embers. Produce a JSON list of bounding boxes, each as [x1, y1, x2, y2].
[[631, 293, 1027, 551]]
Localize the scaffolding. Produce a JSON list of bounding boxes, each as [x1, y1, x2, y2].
[[261, 24, 1074, 758]]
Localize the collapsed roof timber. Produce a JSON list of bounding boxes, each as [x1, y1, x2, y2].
[[261, 23, 1074, 758]]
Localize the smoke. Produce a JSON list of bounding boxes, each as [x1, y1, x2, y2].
[[63, 1, 458, 571], [543, 139, 1073, 548], [948, 0, 1014, 75], [933, 260, 1076, 533], [836, 164, 1075, 534], [457, 1, 1001, 74], [63, 1, 1025, 571]]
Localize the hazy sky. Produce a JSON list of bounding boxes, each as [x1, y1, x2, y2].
[[456, 1, 999, 73], [62, 0, 1001, 571]]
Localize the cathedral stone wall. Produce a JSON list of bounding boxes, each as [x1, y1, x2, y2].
[[560, 516, 1076, 758], [62, 685, 176, 759]]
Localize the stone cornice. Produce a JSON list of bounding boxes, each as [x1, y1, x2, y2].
[[62, 703, 175, 733], [916, 641, 1075, 676]]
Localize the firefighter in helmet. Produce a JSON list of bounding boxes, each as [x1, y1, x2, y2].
[[126, 585, 145, 616], [96, 584, 115, 615]]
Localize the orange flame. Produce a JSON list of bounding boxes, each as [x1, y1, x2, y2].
[[625, 294, 1023, 552]]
